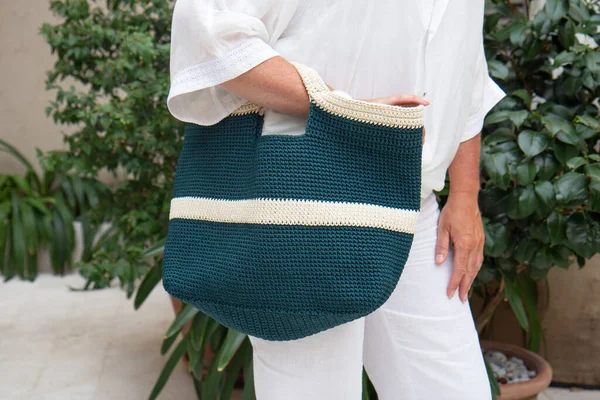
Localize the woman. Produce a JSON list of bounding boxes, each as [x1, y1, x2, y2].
[[167, 1, 506, 399]]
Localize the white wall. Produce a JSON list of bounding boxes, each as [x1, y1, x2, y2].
[[0, 1, 70, 175]]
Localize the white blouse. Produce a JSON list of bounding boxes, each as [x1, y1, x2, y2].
[[167, 0, 506, 198]]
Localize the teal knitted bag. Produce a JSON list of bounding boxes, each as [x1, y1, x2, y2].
[[162, 63, 424, 341]]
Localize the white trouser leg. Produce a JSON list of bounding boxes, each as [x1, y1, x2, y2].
[[363, 194, 491, 400], [248, 317, 365, 400]]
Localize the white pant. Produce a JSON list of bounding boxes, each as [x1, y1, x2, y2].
[[248, 194, 491, 400]]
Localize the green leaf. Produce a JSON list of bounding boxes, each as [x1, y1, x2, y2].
[[161, 331, 179, 356], [24, 197, 52, 215], [547, 211, 567, 245], [242, 349, 256, 400], [165, 302, 199, 339], [513, 238, 539, 264], [534, 181, 556, 213], [546, 0, 568, 22], [221, 339, 250, 400], [484, 128, 516, 145], [589, 154, 600, 162], [149, 336, 189, 400], [10, 192, 26, 279], [534, 153, 559, 180], [518, 185, 538, 218], [554, 51, 576, 66], [71, 175, 86, 209], [484, 221, 510, 257], [485, 110, 511, 125], [558, 19, 576, 48], [202, 349, 224, 400], [590, 177, 600, 212], [141, 237, 166, 258], [517, 275, 543, 352], [566, 156, 587, 170], [503, 277, 529, 331], [517, 160, 539, 186], [10, 175, 34, 197], [512, 89, 531, 107], [483, 151, 511, 190], [585, 52, 600, 73], [549, 245, 574, 268], [485, 358, 502, 398], [186, 337, 203, 376], [133, 263, 162, 310], [508, 111, 529, 128], [190, 313, 209, 352], [565, 213, 595, 259], [83, 182, 100, 208], [488, 60, 510, 81], [554, 143, 581, 165], [216, 329, 247, 372], [542, 116, 574, 137], [0, 139, 37, 176], [191, 318, 221, 380], [554, 172, 589, 206], [518, 130, 549, 158], [585, 163, 600, 179], [575, 114, 600, 130], [54, 194, 75, 258]]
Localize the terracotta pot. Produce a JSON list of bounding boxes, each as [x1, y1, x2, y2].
[[481, 340, 553, 400]]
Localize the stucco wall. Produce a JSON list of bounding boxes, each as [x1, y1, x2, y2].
[[0, 1, 70, 175], [543, 255, 600, 386]]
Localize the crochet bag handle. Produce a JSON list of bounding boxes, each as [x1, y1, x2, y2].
[[231, 62, 424, 130]]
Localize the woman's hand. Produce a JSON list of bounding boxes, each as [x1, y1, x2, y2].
[[364, 94, 429, 107], [434, 192, 484, 303], [363, 94, 429, 141]]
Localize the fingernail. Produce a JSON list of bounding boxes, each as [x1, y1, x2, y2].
[[461, 296, 468, 304], [436, 254, 444, 264], [448, 290, 455, 299]]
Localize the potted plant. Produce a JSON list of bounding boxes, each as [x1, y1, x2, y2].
[[0, 139, 107, 280], [452, 0, 600, 398]]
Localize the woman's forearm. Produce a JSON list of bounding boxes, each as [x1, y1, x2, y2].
[[448, 133, 482, 199], [220, 56, 313, 117], [220, 56, 429, 117]]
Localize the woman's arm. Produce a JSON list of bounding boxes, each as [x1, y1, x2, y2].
[[220, 56, 430, 115], [435, 133, 485, 303], [220, 56, 312, 117]]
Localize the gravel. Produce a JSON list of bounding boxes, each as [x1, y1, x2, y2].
[[485, 350, 537, 384]]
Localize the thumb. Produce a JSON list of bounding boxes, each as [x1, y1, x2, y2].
[[435, 224, 450, 265]]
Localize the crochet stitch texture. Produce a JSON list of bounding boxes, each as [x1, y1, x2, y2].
[[163, 64, 424, 341]]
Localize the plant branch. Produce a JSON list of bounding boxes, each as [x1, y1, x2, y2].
[[475, 278, 506, 334]]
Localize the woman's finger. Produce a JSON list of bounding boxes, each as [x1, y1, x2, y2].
[[447, 246, 468, 299], [389, 94, 430, 106], [367, 93, 430, 106], [459, 251, 478, 303], [435, 223, 450, 265]]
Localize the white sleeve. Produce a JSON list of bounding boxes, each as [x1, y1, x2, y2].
[[462, 42, 507, 142], [167, 0, 299, 125]]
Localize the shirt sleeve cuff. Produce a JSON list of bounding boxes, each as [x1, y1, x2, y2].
[[167, 37, 279, 125], [461, 76, 507, 142]]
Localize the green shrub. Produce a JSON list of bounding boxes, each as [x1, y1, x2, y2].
[[469, 0, 600, 356], [41, 0, 183, 294]]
